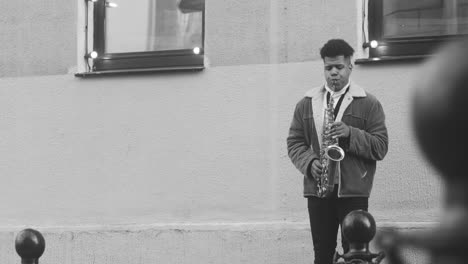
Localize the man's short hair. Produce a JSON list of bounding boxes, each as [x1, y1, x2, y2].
[[320, 39, 355, 59]]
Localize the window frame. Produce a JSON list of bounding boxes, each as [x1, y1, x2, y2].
[[358, 0, 468, 63], [78, 0, 205, 76]]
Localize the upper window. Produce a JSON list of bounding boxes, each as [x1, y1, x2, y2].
[[360, 0, 468, 62], [76, 0, 205, 76]]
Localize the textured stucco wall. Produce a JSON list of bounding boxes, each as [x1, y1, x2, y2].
[[0, 61, 441, 227], [0, 0, 76, 77], [0, 61, 442, 262], [206, 0, 357, 65]]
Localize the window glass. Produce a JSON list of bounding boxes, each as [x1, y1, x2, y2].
[[383, 0, 468, 38], [75, 0, 205, 76], [106, 0, 203, 53], [357, 0, 468, 63]]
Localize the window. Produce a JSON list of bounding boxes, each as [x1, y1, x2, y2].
[[358, 0, 468, 63], [76, 0, 205, 76]]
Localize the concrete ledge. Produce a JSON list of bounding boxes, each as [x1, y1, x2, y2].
[[0, 220, 438, 232], [0, 221, 437, 264]]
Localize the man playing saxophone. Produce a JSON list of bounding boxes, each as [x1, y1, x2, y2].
[[287, 39, 388, 264]]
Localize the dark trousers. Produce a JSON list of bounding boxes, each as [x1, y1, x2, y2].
[[307, 185, 368, 264]]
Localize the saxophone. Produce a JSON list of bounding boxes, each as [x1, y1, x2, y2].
[[317, 83, 345, 198]]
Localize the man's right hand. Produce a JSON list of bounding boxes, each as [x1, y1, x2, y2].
[[310, 159, 323, 180]]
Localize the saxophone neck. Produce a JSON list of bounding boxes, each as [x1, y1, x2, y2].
[[326, 96, 335, 120], [327, 81, 339, 109]]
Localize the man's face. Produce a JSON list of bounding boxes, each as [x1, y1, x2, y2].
[[323, 55, 353, 92]]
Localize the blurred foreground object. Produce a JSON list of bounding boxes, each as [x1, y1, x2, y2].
[[376, 39, 468, 264], [333, 210, 385, 264], [15, 229, 45, 264]]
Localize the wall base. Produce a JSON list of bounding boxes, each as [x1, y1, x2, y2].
[[0, 221, 436, 264]]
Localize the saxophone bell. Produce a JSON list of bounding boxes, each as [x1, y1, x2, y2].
[[324, 145, 345, 162]]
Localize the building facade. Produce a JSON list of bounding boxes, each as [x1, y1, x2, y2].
[[0, 0, 443, 263]]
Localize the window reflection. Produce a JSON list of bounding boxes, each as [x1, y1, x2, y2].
[[383, 0, 468, 38], [105, 0, 203, 53]]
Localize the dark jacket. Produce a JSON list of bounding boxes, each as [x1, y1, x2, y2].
[[287, 83, 388, 197]]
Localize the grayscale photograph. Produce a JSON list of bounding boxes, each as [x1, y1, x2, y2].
[[1, 0, 467, 263]]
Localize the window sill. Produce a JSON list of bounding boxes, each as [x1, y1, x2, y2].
[[355, 55, 432, 65], [75, 65, 204, 78]]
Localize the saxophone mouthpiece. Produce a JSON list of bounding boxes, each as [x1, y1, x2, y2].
[[331, 80, 339, 90]]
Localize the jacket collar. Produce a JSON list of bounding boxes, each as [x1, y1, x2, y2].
[[304, 81, 367, 98]]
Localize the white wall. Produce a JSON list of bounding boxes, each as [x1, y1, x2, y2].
[[0, 0, 76, 77], [0, 60, 441, 227], [0, 60, 440, 264]]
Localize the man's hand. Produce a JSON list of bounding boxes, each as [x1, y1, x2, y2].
[[310, 159, 323, 180], [328, 121, 350, 139]]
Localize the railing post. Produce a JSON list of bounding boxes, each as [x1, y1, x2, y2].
[[15, 229, 45, 264], [333, 210, 385, 264]]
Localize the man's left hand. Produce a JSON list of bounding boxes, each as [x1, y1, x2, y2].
[[329, 121, 350, 139]]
